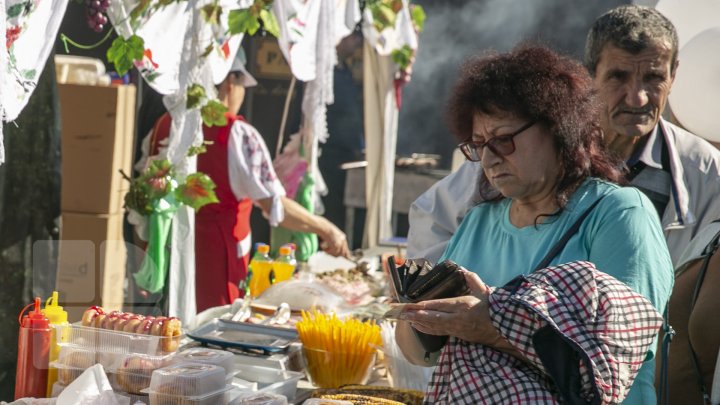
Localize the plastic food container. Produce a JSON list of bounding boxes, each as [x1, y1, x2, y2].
[[116, 391, 150, 405], [55, 347, 96, 385], [146, 363, 227, 404], [232, 364, 303, 401], [147, 386, 230, 405], [301, 346, 376, 388], [57, 323, 181, 356], [172, 348, 235, 377], [111, 354, 173, 394]]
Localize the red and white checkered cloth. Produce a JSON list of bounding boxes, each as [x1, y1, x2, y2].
[[425, 261, 663, 404]]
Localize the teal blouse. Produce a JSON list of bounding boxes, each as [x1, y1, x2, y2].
[[439, 178, 674, 404]]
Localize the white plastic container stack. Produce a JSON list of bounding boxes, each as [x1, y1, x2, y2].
[[51, 323, 177, 396], [171, 347, 235, 378], [145, 363, 229, 405]]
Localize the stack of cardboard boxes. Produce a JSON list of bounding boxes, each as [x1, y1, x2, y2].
[[55, 83, 137, 321]]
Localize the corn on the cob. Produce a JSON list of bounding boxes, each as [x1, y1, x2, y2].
[[311, 385, 424, 405], [314, 393, 405, 404]]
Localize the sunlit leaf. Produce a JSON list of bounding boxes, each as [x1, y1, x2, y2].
[[201, 100, 229, 127], [143, 159, 174, 180], [259, 9, 280, 38], [106, 35, 145, 75], [370, 3, 396, 32], [133, 159, 174, 202], [201, 3, 222, 25], [391, 45, 413, 70], [175, 173, 219, 210], [188, 140, 214, 157], [187, 144, 207, 156], [129, 0, 152, 22], [411, 4, 426, 32], [228, 9, 261, 35], [186, 83, 206, 109]]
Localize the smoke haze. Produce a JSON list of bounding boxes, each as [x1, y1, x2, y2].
[[397, 0, 629, 168]]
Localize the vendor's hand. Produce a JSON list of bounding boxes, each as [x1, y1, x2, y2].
[[397, 270, 502, 345], [320, 223, 350, 258]]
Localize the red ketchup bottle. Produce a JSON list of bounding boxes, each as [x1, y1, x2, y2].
[[15, 297, 51, 400]]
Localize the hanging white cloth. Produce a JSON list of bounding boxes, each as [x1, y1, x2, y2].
[[274, 0, 354, 210], [272, 0, 321, 82], [360, 0, 417, 247], [361, 41, 397, 247], [107, 0, 245, 323], [0, 0, 69, 164], [335, 0, 361, 44], [0, 0, 6, 165]]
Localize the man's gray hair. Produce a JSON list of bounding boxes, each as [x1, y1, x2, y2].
[[584, 5, 679, 76]]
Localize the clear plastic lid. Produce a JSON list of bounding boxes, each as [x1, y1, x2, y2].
[[146, 384, 231, 405], [93, 351, 174, 372], [233, 364, 303, 387], [149, 363, 226, 397], [54, 347, 98, 386], [58, 322, 182, 356], [57, 346, 96, 369], [172, 348, 235, 376], [227, 391, 288, 405], [112, 354, 174, 394]]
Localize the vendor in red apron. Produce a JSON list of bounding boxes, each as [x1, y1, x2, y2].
[[139, 49, 350, 313]]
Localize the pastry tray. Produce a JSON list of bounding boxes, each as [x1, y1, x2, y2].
[[187, 319, 299, 353]]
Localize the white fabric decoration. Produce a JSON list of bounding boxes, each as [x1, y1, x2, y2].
[[0, 0, 69, 164], [107, 0, 247, 321]]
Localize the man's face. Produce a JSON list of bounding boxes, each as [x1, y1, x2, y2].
[[593, 42, 676, 139]]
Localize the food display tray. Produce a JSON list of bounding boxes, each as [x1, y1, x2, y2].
[[187, 319, 299, 353]]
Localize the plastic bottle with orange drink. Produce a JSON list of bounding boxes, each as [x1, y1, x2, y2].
[[273, 245, 297, 283], [248, 243, 274, 297]]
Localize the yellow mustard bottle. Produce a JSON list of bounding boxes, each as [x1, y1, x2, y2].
[[41, 291, 68, 397]]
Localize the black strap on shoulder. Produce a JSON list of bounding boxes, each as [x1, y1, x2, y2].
[[533, 195, 606, 272], [687, 221, 720, 405], [658, 305, 676, 405], [626, 161, 647, 181]]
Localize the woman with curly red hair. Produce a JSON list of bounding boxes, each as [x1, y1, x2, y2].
[[395, 44, 673, 404]]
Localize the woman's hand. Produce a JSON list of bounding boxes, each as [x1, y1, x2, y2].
[[398, 270, 503, 346]]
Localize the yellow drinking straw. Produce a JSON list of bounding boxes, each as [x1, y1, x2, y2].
[[296, 309, 382, 388]]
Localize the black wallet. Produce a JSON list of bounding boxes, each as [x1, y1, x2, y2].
[[387, 256, 470, 353]]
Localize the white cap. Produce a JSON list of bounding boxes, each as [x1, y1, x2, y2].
[[228, 48, 257, 87]]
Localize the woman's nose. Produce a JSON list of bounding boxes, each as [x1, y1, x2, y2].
[[480, 144, 502, 165]]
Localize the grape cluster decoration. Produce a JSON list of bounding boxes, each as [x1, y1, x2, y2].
[[85, 0, 109, 32]]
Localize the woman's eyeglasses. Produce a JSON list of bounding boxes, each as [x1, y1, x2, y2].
[[458, 121, 537, 162]]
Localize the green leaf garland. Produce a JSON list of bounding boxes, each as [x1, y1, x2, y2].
[[106, 35, 145, 75]]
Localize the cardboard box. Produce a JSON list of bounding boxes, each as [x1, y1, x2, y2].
[[55, 212, 128, 321], [59, 84, 136, 214]]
